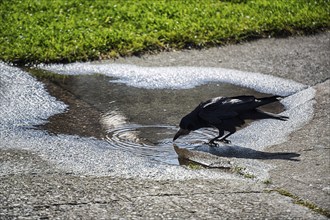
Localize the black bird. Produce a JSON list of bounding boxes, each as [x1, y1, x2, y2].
[[173, 95, 288, 145]]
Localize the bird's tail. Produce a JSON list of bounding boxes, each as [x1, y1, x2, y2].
[[255, 96, 285, 108], [238, 96, 289, 121], [240, 109, 289, 121]]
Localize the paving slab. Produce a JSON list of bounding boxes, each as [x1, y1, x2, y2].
[[0, 174, 327, 219], [111, 32, 330, 85]]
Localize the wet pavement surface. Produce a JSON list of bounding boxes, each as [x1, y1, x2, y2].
[[1, 32, 329, 219], [29, 70, 285, 165]]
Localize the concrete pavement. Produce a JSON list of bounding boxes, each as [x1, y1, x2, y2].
[[1, 32, 329, 219]]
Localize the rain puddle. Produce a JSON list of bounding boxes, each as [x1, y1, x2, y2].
[[28, 68, 285, 165]]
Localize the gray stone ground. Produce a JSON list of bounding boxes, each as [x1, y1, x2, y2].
[[1, 32, 329, 219]]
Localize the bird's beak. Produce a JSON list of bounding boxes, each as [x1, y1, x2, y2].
[[173, 128, 190, 141]]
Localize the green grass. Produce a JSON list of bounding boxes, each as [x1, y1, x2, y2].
[[1, 0, 329, 64]]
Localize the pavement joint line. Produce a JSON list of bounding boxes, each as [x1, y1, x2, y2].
[[272, 173, 329, 192], [267, 188, 330, 218], [170, 199, 198, 214], [1, 200, 116, 210], [128, 190, 266, 199]]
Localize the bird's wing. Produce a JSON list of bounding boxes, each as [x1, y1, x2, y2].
[[198, 96, 255, 124]]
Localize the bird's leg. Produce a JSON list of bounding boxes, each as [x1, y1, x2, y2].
[[218, 132, 234, 144], [208, 136, 221, 146], [219, 138, 231, 144], [207, 129, 224, 146]]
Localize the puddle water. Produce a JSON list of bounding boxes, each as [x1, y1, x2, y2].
[[28, 68, 285, 165]]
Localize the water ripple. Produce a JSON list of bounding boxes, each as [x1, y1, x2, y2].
[[104, 124, 218, 164]]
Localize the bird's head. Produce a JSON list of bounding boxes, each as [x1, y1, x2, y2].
[[173, 128, 190, 141], [173, 116, 193, 141]]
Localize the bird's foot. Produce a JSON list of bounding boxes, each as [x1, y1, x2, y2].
[[206, 140, 219, 147], [219, 138, 231, 144]]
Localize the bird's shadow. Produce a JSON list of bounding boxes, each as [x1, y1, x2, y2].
[[194, 144, 300, 161]]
